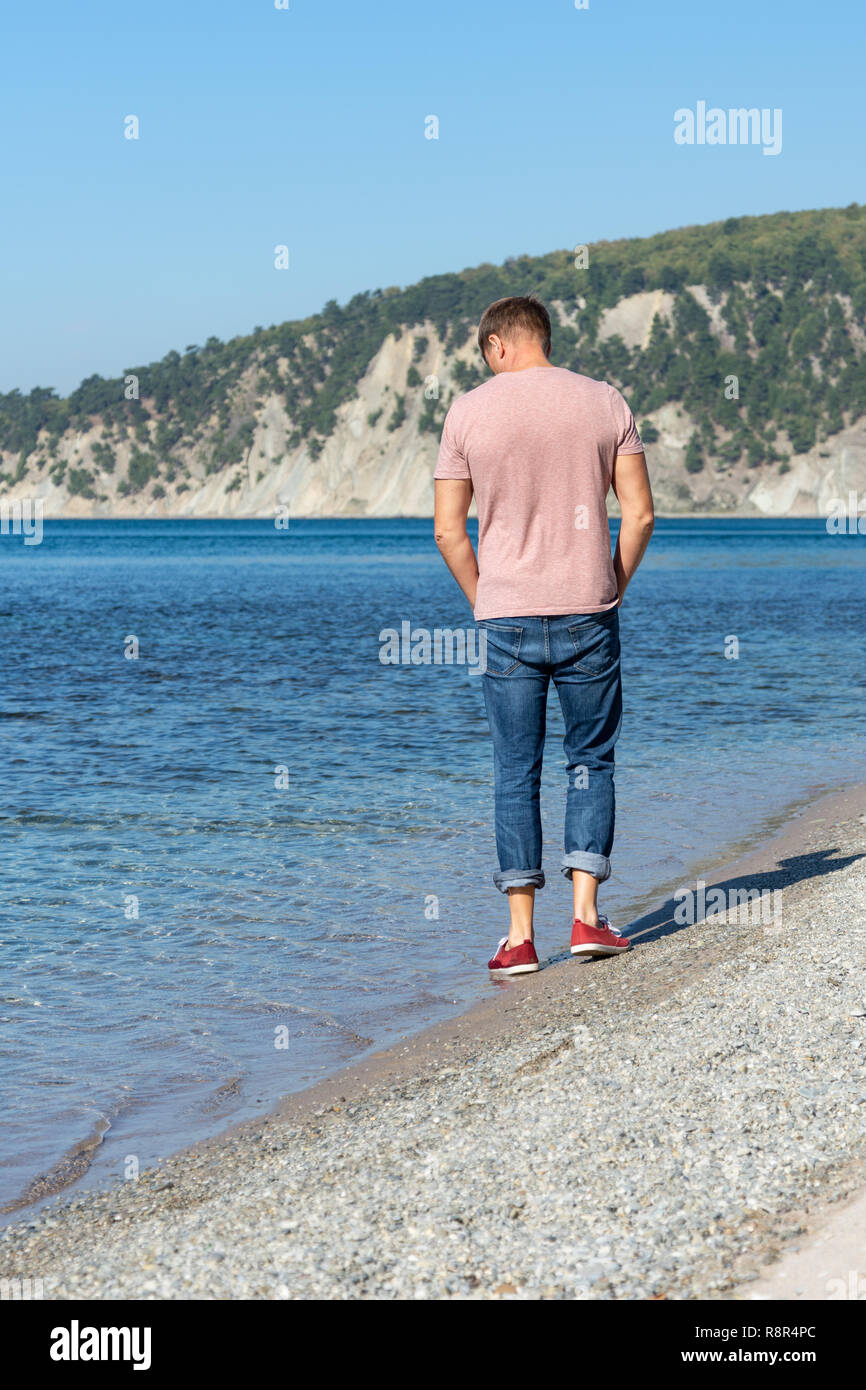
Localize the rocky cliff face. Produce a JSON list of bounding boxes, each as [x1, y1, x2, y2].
[[0, 324, 449, 521], [586, 289, 866, 517], [4, 215, 865, 521]]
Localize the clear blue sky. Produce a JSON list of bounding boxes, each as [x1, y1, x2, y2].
[[1, 0, 863, 395]]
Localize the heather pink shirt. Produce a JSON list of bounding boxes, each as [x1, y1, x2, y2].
[[435, 366, 644, 621]]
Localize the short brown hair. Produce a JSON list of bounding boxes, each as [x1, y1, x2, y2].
[[477, 295, 551, 360]]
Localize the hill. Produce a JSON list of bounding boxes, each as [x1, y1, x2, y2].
[[2, 203, 866, 517]]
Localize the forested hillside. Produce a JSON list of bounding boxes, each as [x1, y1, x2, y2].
[[2, 203, 865, 516]]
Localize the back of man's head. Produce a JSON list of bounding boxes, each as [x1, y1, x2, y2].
[[477, 295, 552, 364]]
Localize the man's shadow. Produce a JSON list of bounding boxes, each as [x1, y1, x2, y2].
[[624, 847, 863, 947]]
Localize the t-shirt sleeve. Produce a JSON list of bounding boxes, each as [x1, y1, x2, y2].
[[434, 407, 471, 479], [608, 385, 644, 455]]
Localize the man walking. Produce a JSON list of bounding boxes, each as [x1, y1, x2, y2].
[[433, 296, 654, 975]]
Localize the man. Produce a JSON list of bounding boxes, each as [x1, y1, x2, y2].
[[433, 295, 654, 976]]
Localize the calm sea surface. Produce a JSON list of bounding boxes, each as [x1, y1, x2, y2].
[[1, 517, 865, 1211]]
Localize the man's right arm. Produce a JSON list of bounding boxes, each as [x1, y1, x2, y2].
[[610, 451, 654, 604]]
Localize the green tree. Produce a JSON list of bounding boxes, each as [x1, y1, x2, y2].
[[387, 394, 406, 432], [127, 449, 159, 491], [684, 434, 704, 474], [67, 467, 96, 498]]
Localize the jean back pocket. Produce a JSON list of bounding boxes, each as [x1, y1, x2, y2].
[[566, 612, 620, 676], [477, 622, 523, 676]]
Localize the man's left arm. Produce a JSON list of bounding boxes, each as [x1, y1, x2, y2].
[[434, 479, 478, 610]]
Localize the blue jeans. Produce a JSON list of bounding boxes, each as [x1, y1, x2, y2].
[[478, 610, 623, 894]]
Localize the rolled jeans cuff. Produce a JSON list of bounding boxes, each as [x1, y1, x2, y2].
[[561, 851, 611, 884], [493, 868, 545, 894]]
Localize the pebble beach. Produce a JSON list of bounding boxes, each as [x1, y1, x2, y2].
[[3, 786, 865, 1301]]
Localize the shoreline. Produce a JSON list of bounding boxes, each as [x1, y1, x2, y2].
[[3, 776, 860, 1223], [20, 511, 833, 523], [199, 780, 866, 1151], [3, 781, 866, 1298]]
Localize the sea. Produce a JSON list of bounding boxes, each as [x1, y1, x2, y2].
[[1, 516, 864, 1214]]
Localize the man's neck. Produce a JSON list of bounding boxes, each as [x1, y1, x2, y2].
[[502, 353, 554, 373]]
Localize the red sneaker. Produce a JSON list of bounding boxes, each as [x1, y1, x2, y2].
[[488, 936, 539, 976], [570, 915, 630, 957]]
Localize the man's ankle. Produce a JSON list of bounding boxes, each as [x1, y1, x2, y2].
[[507, 930, 534, 948], [574, 910, 599, 928]]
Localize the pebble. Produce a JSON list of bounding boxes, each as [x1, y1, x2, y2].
[[2, 803, 866, 1300]]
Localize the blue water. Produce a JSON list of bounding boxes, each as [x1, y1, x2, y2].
[[1, 517, 865, 1211]]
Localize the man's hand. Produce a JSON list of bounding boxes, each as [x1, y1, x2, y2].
[[434, 479, 479, 609], [610, 451, 654, 604]]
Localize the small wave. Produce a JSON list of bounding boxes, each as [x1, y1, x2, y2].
[[1, 1113, 112, 1214]]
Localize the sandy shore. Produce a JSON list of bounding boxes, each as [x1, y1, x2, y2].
[[2, 784, 865, 1299]]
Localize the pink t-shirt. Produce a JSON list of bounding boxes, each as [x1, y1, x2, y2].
[[435, 366, 643, 621]]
